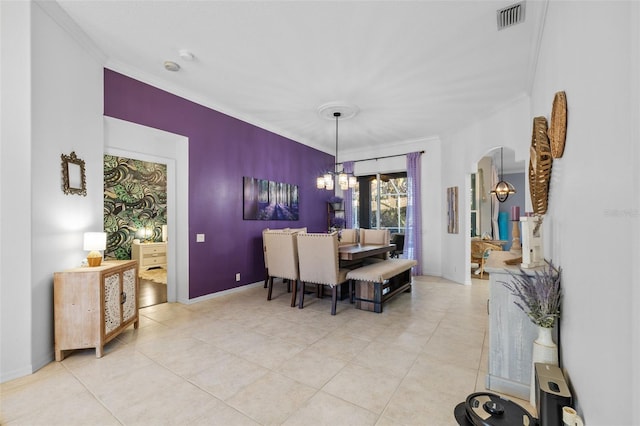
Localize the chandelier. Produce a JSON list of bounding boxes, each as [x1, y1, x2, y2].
[[490, 147, 516, 202], [317, 111, 357, 191]]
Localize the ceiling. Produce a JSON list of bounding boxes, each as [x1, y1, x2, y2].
[[55, 0, 544, 161]]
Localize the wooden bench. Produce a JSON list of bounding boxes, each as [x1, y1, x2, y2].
[[346, 259, 417, 313]]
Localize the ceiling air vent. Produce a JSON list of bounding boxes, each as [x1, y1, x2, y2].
[[497, 1, 526, 30]]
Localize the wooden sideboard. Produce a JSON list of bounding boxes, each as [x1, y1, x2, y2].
[[53, 260, 139, 361], [483, 251, 544, 400], [131, 241, 167, 273]]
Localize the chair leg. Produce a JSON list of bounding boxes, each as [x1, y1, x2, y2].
[[298, 280, 305, 309], [290, 279, 298, 307], [267, 276, 274, 300], [331, 285, 338, 315], [264, 268, 269, 288], [349, 280, 354, 304]]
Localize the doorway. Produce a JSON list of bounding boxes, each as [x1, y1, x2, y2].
[[469, 147, 525, 279], [104, 154, 169, 307], [104, 116, 190, 304]]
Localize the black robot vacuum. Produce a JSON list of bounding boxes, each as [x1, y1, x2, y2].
[[454, 392, 538, 426]]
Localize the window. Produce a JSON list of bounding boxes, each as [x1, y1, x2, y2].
[[353, 172, 407, 234]]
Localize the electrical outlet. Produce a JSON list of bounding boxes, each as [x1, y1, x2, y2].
[[235, 273, 240, 282], [196, 233, 205, 242]]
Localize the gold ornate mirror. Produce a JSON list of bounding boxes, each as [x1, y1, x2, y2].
[[61, 151, 87, 196]]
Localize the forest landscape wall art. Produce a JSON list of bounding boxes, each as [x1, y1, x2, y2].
[[243, 177, 299, 221]]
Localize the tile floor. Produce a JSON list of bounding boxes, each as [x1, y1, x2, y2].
[[0, 276, 534, 425]]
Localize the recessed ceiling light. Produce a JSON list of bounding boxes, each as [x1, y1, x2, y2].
[[164, 61, 180, 72], [179, 50, 195, 61]]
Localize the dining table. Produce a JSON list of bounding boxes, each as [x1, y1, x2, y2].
[[338, 243, 396, 261]]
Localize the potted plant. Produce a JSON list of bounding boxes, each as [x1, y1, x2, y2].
[[500, 260, 562, 329], [330, 216, 346, 230], [327, 195, 343, 211]]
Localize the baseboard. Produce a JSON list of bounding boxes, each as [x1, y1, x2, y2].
[[180, 281, 263, 305]]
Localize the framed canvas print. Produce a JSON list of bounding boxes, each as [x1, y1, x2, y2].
[[243, 176, 299, 220], [447, 186, 458, 234]]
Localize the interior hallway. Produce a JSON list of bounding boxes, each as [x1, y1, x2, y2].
[[0, 276, 533, 425]]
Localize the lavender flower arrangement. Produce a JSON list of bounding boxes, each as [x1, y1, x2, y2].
[[499, 260, 562, 328], [327, 195, 343, 204], [331, 217, 346, 229]]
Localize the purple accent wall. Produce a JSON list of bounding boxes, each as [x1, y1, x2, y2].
[[104, 69, 333, 298]]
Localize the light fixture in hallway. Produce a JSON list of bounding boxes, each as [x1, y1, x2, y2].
[[490, 147, 516, 202]]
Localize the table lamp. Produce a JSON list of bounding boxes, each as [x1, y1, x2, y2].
[[84, 232, 106, 267]]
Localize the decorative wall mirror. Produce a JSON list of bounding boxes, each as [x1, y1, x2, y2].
[[61, 151, 87, 196]]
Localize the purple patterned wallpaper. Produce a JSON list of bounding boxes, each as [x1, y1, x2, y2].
[[104, 69, 333, 298]]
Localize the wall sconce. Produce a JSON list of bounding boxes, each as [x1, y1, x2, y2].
[[83, 232, 106, 267]]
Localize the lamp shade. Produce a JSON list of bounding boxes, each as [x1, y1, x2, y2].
[[83, 232, 106, 251]]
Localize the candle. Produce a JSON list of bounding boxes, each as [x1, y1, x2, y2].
[[511, 206, 520, 221]]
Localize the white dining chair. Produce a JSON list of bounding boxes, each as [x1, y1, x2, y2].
[[296, 232, 351, 315], [263, 229, 300, 307], [338, 228, 357, 246], [359, 228, 391, 262], [359, 228, 390, 245]]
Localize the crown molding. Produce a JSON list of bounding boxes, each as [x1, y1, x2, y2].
[[34, 1, 107, 65], [104, 59, 329, 153]]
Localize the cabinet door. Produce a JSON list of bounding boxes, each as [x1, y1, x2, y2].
[[122, 267, 137, 323], [103, 272, 122, 337]]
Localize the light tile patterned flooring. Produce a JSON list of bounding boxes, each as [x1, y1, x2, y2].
[[1, 276, 534, 425]]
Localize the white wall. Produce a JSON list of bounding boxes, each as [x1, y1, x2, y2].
[[1, 0, 34, 382], [631, 2, 640, 421], [421, 138, 443, 277], [0, 1, 104, 382], [441, 95, 531, 285], [530, 2, 638, 424]]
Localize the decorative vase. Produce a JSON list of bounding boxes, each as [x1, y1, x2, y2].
[[330, 202, 343, 211], [530, 325, 558, 406]]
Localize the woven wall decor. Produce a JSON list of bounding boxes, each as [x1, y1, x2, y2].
[[548, 91, 567, 158], [529, 116, 553, 215]]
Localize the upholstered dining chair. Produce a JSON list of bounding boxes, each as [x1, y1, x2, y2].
[[287, 227, 308, 233], [263, 229, 300, 307], [359, 228, 391, 245], [296, 232, 351, 315], [359, 228, 391, 262], [262, 228, 270, 288], [390, 233, 405, 258], [262, 228, 306, 288], [338, 228, 357, 246]]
